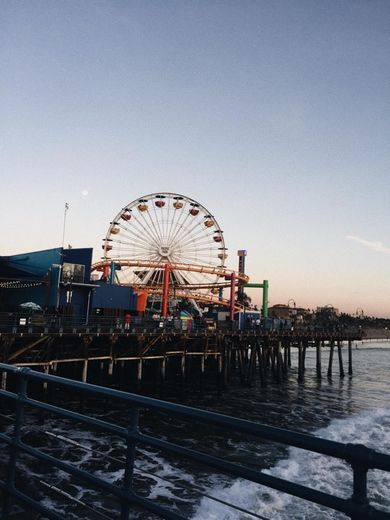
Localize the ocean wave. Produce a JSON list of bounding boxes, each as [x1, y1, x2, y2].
[[192, 407, 390, 519]]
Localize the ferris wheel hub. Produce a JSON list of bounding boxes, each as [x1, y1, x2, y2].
[[158, 245, 171, 258]]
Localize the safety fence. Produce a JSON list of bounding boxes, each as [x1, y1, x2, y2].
[[0, 312, 361, 338], [0, 363, 389, 519]]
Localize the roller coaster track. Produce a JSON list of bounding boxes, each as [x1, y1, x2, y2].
[[92, 259, 249, 283], [91, 259, 248, 310]]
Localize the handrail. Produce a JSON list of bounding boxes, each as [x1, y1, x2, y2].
[[0, 311, 362, 337], [0, 363, 389, 519]]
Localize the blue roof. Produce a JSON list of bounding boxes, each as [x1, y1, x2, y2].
[[0, 248, 62, 279]]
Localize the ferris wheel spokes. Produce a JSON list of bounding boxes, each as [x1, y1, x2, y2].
[[101, 192, 227, 302]]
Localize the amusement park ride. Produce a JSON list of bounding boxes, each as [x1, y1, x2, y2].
[[92, 193, 268, 319]]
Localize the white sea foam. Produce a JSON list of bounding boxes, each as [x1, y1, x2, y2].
[[192, 408, 390, 519]]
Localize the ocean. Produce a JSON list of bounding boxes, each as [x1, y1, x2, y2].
[[1, 340, 389, 519]]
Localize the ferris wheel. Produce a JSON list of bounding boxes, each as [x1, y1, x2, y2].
[[100, 193, 228, 298]]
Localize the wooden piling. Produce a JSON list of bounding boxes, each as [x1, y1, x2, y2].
[[223, 342, 230, 387], [327, 341, 334, 379], [180, 353, 186, 398], [159, 356, 166, 398], [257, 346, 266, 387], [276, 341, 282, 382], [237, 348, 245, 385], [137, 358, 143, 391], [283, 342, 288, 375], [217, 353, 223, 395], [43, 365, 49, 393], [316, 340, 321, 379], [82, 359, 88, 383], [247, 345, 256, 386], [200, 354, 205, 396], [298, 341, 304, 383], [270, 345, 276, 378], [337, 341, 345, 378], [302, 341, 307, 372], [287, 342, 291, 367], [348, 339, 353, 376]]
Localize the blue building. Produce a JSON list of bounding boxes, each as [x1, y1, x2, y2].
[[0, 247, 138, 320]]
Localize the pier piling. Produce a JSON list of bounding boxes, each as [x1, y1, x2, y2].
[[337, 341, 345, 378], [315, 340, 321, 379], [348, 340, 353, 376], [298, 341, 304, 383], [327, 341, 334, 379]]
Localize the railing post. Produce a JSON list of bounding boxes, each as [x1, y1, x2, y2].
[[347, 443, 371, 519], [350, 463, 369, 519], [2, 368, 29, 518], [120, 406, 139, 520]]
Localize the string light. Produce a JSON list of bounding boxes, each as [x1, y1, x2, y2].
[[0, 281, 44, 289]]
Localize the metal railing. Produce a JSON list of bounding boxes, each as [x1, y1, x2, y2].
[[0, 312, 221, 334], [0, 312, 361, 337], [1, 363, 389, 519]]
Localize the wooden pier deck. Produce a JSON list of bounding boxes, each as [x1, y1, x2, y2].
[[0, 322, 362, 396]]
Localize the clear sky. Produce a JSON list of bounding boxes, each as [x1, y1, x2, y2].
[[1, 1, 389, 317]]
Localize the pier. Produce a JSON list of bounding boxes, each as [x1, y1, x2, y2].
[[0, 316, 361, 396]]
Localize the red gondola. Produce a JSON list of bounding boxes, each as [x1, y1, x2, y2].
[[121, 212, 131, 221]]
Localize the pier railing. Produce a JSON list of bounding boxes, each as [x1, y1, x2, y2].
[[0, 312, 361, 337], [1, 363, 389, 520]]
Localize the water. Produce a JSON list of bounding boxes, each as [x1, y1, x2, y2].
[[1, 341, 389, 519]]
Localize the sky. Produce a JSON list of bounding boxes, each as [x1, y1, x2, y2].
[[1, 1, 389, 317]]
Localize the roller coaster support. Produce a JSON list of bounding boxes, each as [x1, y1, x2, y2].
[[229, 272, 236, 321], [109, 261, 116, 284], [162, 263, 171, 319], [243, 280, 269, 319], [262, 279, 269, 319]]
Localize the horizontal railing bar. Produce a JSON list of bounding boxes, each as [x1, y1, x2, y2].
[[32, 427, 269, 520], [1, 415, 382, 520], [0, 434, 186, 520], [1, 364, 389, 471], [37, 478, 114, 520], [0, 480, 64, 520], [1, 391, 129, 437], [0, 427, 363, 520], [135, 432, 371, 518]]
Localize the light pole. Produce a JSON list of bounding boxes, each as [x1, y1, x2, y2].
[[52, 264, 63, 312], [62, 202, 69, 249]]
